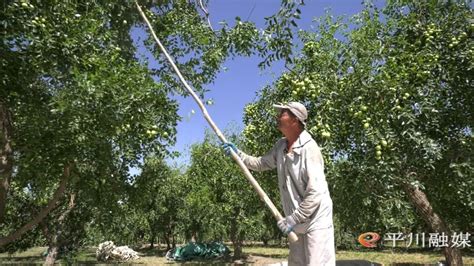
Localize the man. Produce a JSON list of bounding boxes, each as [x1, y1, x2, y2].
[[223, 102, 335, 265]]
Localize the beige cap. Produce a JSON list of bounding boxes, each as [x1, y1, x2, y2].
[[273, 102, 308, 126]]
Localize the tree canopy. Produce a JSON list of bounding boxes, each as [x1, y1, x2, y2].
[[0, 0, 301, 258], [243, 1, 472, 264]]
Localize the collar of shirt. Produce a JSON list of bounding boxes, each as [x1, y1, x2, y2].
[[288, 130, 312, 155]]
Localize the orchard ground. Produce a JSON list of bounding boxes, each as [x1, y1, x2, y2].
[[1, 244, 473, 265]]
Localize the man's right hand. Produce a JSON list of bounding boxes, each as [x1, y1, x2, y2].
[[277, 216, 296, 234]]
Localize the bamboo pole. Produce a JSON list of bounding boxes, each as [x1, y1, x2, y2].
[[135, 2, 298, 243]]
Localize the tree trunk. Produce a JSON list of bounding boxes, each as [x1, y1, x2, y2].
[[164, 220, 177, 249], [149, 225, 155, 249], [402, 182, 463, 265], [171, 221, 176, 249], [230, 207, 243, 260], [0, 164, 72, 247], [44, 193, 76, 265], [164, 231, 171, 250], [40, 220, 59, 265], [191, 231, 197, 243], [0, 101, 13, 224], [44, 245, 59, 265]]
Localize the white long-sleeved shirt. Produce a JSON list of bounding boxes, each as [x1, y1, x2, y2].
[[238, 130, 333, 234]]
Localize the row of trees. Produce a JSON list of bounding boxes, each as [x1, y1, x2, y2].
[[1, 0, 471, 265]]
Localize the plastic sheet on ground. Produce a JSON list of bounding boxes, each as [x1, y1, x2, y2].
[[165, 241, 230, 261]]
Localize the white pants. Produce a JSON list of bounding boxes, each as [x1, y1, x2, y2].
[[288, 225, 335, 266]]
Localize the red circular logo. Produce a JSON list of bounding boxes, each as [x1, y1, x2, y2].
[[358, 232, 380, 248]]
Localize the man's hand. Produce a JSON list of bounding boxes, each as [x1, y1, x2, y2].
[[221, 142, 238, 156], [277, 216, 296, 234]]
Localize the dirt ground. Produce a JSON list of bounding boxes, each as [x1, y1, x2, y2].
[[231, 255, 286, 265], [161, 255, 285, 265], [2, 245, 473, 265], [131, 243, 289, 265], [136, 249, 288, 265]]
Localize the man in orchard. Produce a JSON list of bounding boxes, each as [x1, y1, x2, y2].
[[224, 102, 335, 265]]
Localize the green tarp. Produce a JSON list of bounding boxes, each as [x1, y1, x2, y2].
[[166, 241, 230, 261]]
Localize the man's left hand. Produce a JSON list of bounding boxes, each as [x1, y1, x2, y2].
[[221, 142, 238, 156]]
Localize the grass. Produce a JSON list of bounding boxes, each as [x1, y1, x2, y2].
[[335, 249, 474, 265], [0, 245, 473, 265]]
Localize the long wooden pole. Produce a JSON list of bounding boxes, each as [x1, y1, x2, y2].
[[135, 2, 298, 243]]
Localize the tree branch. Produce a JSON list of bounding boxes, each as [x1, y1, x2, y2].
[[197, 0, 213, 31], [0, 163, 72, 247]]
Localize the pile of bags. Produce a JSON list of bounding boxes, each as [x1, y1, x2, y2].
[[96, 241, 139, 261]]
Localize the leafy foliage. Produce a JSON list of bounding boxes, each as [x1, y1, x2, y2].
[[243, 0, 473, 247], [184, 131, 278, 245], [0, 0, 283, 254]]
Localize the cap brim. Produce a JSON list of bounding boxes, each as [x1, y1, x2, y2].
[[272, 104, 288, 110]]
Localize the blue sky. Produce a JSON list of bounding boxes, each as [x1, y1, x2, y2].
[[138, 0, 374, 166]]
